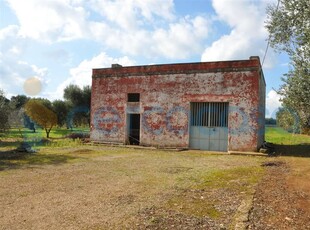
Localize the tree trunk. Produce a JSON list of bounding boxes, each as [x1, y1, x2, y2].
[[46, 128, 50, 138]]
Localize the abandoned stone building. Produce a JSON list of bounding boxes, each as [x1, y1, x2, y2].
[[90, 56, 265, 152]]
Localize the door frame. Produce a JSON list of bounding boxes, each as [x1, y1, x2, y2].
[[126, 113, 141, 145]]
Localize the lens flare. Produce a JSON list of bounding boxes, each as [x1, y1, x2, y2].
[[23, 77, 42, 96]]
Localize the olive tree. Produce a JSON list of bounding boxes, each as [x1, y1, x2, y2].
[[266, 0, 310, 133], [24, 99, 57, 138]]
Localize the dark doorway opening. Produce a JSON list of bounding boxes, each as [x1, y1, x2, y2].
[[128, 114, 140, 145]]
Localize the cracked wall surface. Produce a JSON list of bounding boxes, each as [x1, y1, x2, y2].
[[90, 57, 265, 151]]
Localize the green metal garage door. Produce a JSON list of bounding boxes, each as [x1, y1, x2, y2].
[[189, 102, 228, 152]]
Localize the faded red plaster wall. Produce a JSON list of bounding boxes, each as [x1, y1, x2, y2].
[[257, 69, 266, 149], [90, 59, 264, 151]]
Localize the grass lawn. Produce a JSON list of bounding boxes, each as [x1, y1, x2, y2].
[[0, 128, 89, 150], [1, 127, 89, 139], [265, 126, 310, 157], [265, 126, 310, 145]]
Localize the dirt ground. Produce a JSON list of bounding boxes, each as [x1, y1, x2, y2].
[[249, 157, 310, 229], [1, 146, 310, 229], [0, 146, 263, 229]]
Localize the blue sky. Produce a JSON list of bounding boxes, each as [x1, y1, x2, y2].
[[0, 0, 289, 117]]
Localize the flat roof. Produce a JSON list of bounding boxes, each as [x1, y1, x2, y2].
[[92, 56, 263, 79]]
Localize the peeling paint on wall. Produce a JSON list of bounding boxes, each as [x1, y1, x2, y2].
[[93, 106, 121, 135], [91, 57, 265, 151]]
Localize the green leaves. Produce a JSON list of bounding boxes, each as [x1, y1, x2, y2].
[[266, 0, 310, 133], [267, 0, 310, 61]]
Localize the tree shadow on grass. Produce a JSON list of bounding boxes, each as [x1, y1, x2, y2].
[[273, 144, 310, 157], [52, 129, 89, 137], [0, 139, 51, 149], [0, 140, 22, 148], [0, 150, 80, 171]]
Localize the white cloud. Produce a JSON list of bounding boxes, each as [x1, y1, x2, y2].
[[151, 16, 210, 59], [0, 59, 48, 96], [0, 25, 21, 49], [69, 52, 135, 87], [0, 25, 18, 39], [266, 90, 282, 118], [2, 0, 285, 104], [9, 46, 20, 55], [6, 0, 88, 42], [0, 26, 49, 97], [89, 0, 175, 30], [90, 15, 210, 59], [201, 0, 276, 68], [49, 52, 136, 100], [5, 0, 210, 59]]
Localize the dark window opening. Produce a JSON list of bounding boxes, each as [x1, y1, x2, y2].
[[128, 93, 140, 102], [128, 114, 140, 145], [191, 102, 228, 127]]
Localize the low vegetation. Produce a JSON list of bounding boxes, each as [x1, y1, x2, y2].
[[266, 126, 310, 145], [0, 84, 91, 138], [265, 126, 310, 157], [24, 99, 58, 138], [0, 146, 265, 229], [0, 126, 309, 228]]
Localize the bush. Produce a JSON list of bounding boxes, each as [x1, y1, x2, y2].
[[66, 132, 90, 140]]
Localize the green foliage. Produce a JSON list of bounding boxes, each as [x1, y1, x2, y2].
[[0, 110, 10, 132], [276, 107, 300, 133], [7, 95, 35, 132], [63, 84, 91, 128], [82, 85, 91, 107], [24, 99, 57, 138], [266, 0, 310, 60], [280, 63, 310, 133], [0, 89, 10, 132], [9, 95, 29, 109], [265, 117, 276, 125], [64, 84, 83, 106], [34, 97, 53, 110], [1, 85, 91, 132], [64, 84, 91, 107], [266, 0, 310, 133], [52, 100, 70, 127], [8, 108, 25, 137]]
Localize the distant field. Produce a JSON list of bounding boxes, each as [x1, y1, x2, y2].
[[2, 126, 309, 146], [0, 128, 90, 150], [1, 127, 89, 139], [2, 126, 310, 149], [265, 126, 310, 157], [265, 126, 310, 145]]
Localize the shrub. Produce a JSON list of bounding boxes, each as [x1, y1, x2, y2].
[[66, 132, 90, 140]]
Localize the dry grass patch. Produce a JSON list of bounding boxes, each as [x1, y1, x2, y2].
[[0, 147, 266, 229]]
